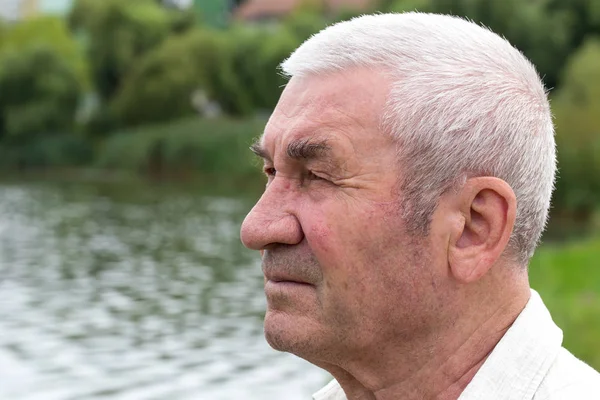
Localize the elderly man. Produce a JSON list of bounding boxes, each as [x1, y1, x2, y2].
[[240, 12, 600, 400]]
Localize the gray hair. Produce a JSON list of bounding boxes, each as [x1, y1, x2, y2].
[[281, 13, 556, 264]]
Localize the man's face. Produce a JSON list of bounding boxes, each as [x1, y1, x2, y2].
[[240, 69, 439, 365]]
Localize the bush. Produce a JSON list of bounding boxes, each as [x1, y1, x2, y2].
[[283, 11, 328, 42], [111, 29, 215, 127], [112, 26, 273, 126], [227, 25, 300, 112], [0, 134, 93, 169], [69, 0, 175, 101], [96, 117, 266, 180], [0, 45, 82, 141], [551, 37, 600, 221], [114, 23, 302, 126], [0, 16, 89, 89]]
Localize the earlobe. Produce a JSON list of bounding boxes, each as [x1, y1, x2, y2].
[[447, 178, 516, 284]]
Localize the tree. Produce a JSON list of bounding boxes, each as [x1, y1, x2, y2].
[[283, 10, 328, 42], [0, 16, 88, 89], [0, 46, 81, 140], [111, 29, 219, 126], [68, 0, 190, 101], [551, 38, 600, 219], [547, 0, 600, 76], [112, 26, 256, 126], [226, 25, 300, 113]]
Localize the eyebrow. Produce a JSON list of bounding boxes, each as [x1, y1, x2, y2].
[[250, 138, 332, 163]]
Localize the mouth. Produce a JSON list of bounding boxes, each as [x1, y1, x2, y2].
[[264, 280, 314, 300], [266, 278, 313, 288], [264, 276, 314, 296]]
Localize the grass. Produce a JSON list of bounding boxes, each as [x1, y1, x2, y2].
[[529, 236, 600, 370]]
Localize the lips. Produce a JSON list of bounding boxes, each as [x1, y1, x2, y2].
[[262, 264, 314, 286], [264, 272, 312, 285]]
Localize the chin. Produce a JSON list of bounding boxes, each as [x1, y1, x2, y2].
[[264, 309, 324, 358]]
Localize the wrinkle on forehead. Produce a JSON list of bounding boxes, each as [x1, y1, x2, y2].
[[262, 68, 391, 150], [255, 68, 401, 201]]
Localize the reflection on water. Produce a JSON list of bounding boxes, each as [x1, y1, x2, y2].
[[0, 181, 326, 400]]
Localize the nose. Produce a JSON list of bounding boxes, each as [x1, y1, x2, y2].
[[240, 179, 304, 250]]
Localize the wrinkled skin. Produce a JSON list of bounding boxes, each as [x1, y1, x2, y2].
[[240, 68, 444, 366], [240, 67, 528, 399]]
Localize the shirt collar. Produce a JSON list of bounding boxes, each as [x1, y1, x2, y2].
[[313, 379, 345, 400], [314, 289, 563, 400], [458, 289, 563, 400]]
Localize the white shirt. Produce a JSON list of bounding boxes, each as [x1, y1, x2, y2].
[[313, 290, 600, 400]]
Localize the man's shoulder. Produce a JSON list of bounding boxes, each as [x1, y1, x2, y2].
[[534, 347, 600, 400]]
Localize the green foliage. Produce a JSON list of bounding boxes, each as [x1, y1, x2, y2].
[[84, 104, 119, 137], [530, 237, 600, 371], [255, 28, 300, 108], [112, 27, 252, 126], [283, 11, 328, 42], [226, 25, 299, 113], [96, 117, 265, 180], [547, 0, 600, 71], [111, 29, 212, 127], [68, 0, 179, 100], [204, 31, 255, 116], [0, 16, 88, 89], [383, 0, 431, 13], [113, 23, 300, 126], [0, 46, 81, 140], [551, 37, 600, 219], [168, 7, 198, 34], [0, 135, 93, 168], [195, 0, 230, 28]]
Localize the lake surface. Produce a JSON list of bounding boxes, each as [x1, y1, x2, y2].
[[0, 180, 328, 400]]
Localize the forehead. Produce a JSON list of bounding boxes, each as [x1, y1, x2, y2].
[[261, 68, 391, 153]]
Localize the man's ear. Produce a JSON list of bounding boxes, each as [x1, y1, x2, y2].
[[447, 177, 517, 283]]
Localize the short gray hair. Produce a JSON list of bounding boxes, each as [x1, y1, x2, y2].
[[281, 13, 556, 264]]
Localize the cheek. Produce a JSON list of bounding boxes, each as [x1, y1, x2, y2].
[[299, 196, 404, 275], [305, 217, 334, 255], [301, 199, 393, 262], [297, 199, 335, 253]]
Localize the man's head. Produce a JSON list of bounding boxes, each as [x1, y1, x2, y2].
[[240, 13, 555, 372]]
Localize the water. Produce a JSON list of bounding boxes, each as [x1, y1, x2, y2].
[[0, 181, 327, 400]]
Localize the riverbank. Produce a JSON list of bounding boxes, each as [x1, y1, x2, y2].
[[0, 117, 266, 181]]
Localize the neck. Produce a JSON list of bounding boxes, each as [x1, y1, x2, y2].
[[324, 280, 531, 400]]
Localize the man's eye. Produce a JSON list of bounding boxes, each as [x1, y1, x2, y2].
[[307, 171, 324, 181], [264, 167, 276, 177]]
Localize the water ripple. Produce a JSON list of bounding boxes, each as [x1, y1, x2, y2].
[[0, 183, 327, 399]]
